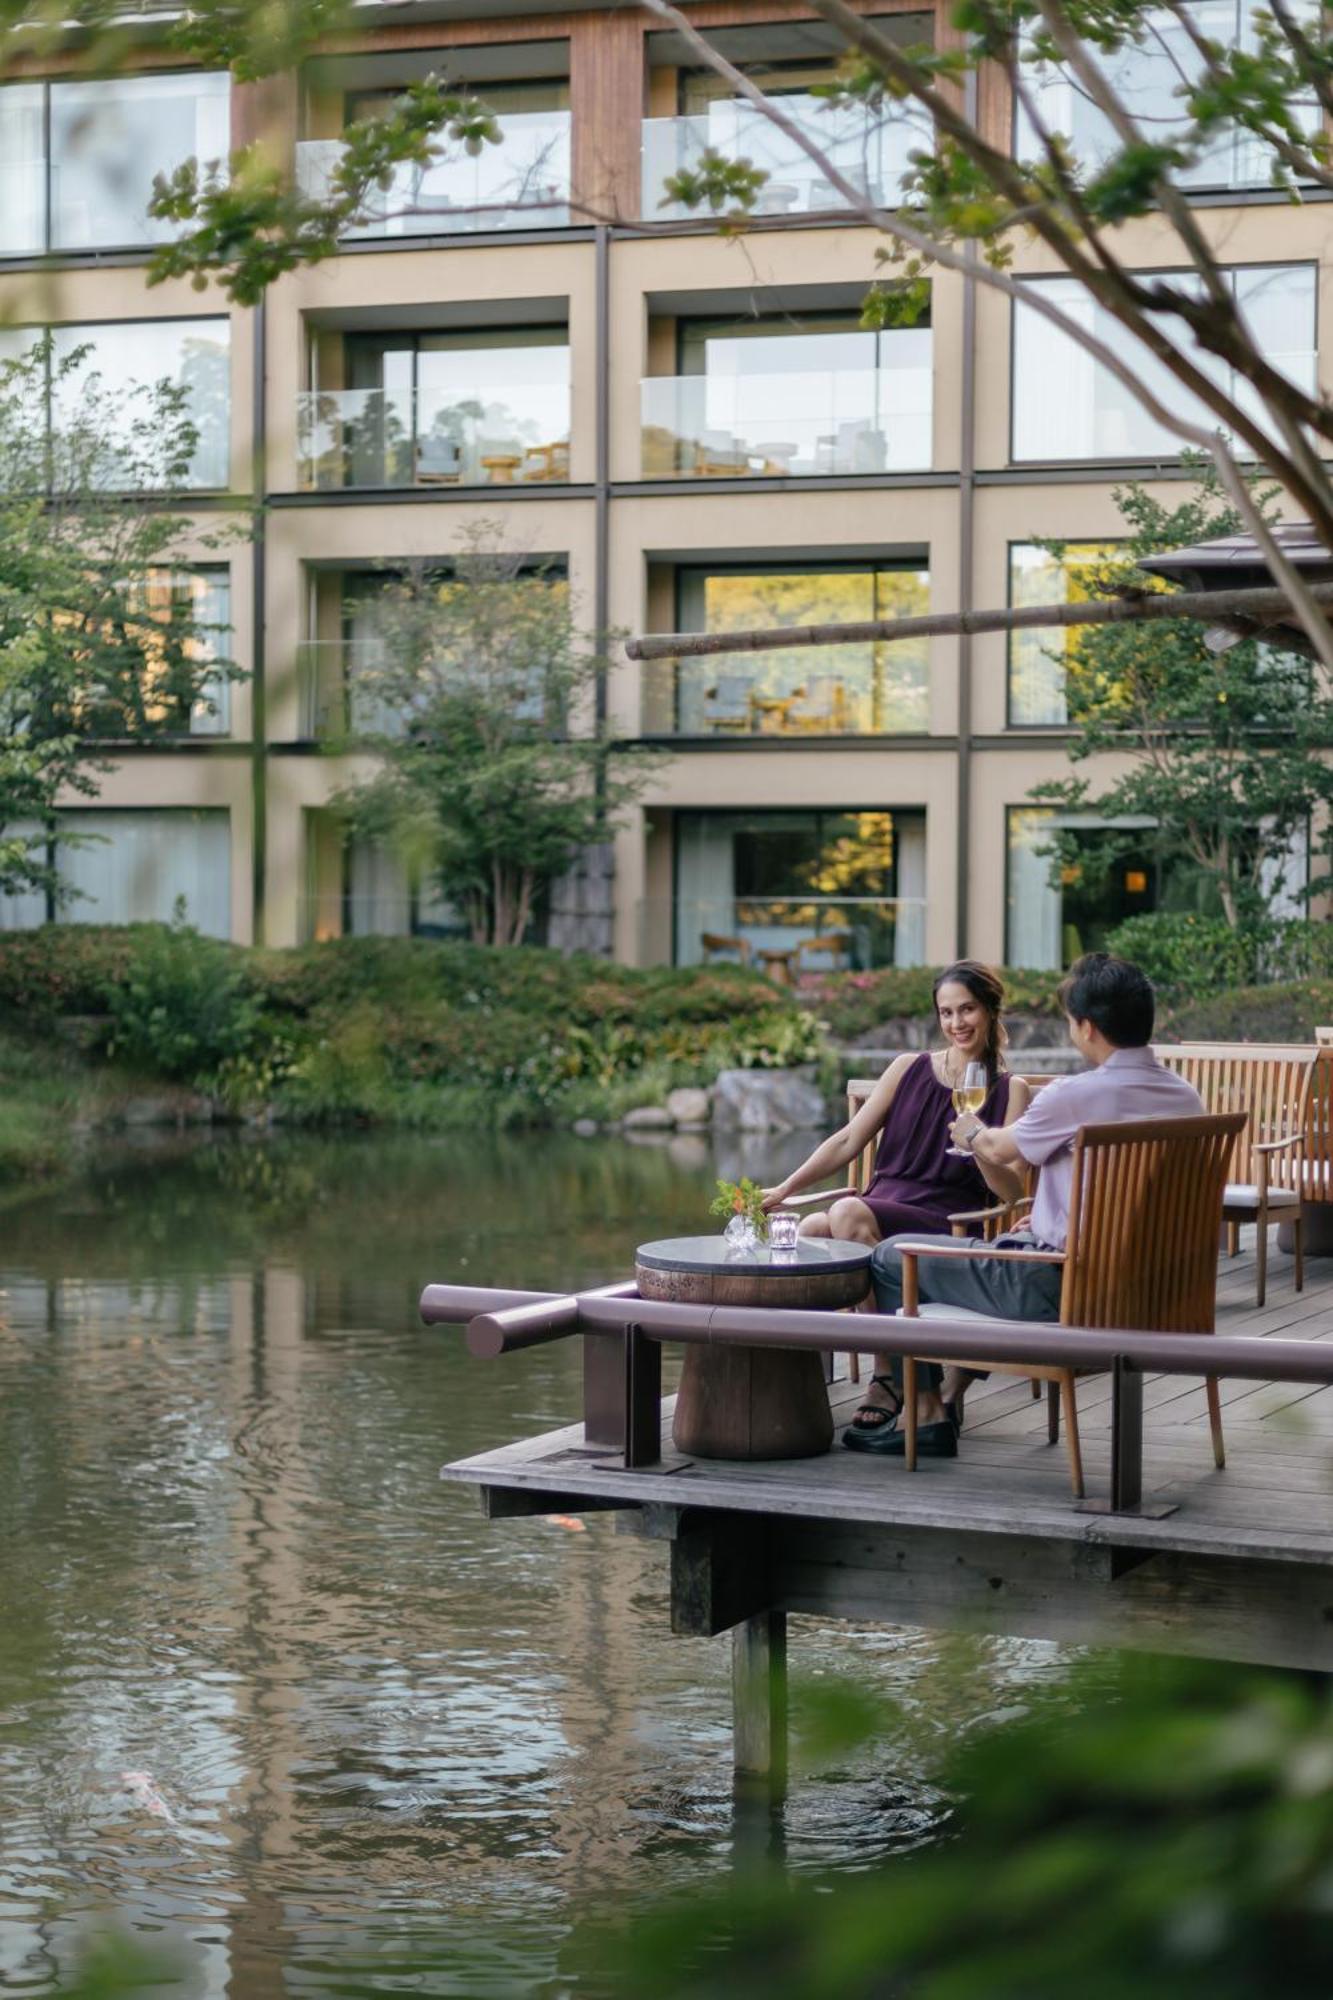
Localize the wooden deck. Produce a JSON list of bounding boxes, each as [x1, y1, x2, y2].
[[442, 1231, 1333, 1672]]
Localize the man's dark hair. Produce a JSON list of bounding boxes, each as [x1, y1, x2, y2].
[[1057, 952, 1155, 1048]]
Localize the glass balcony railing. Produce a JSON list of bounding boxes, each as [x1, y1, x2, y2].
[[297, 641, 404, 739], [295, 111, 571, 237], [295, 385, 571, 490], [641, 96, 927, 220], [641, 356, 931, 478], [639, 896, 928, 974], [641, 651, 928, 737]]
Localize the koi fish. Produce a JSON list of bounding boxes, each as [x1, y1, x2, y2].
[[122, 1770, 178, 1824]]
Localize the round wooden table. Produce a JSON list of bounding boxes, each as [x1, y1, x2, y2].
[[635, 1235, 872, 1461]]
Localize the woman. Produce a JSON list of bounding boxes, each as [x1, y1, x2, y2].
[[761, 961, 1030, 1436]]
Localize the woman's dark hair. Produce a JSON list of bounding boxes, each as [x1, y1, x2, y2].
[[1058, 951, 1155, 1048], [932, 960, 1008, 1080]]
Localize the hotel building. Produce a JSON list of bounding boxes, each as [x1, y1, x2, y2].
[[0, 0, 1320, 972]]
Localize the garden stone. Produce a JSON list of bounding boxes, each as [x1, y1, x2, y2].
[[623, 1105, 674, 1131], [572, 1118, 599, 1138], [666, 1086, 711, 1128], [712, 1068, 827, 1133]]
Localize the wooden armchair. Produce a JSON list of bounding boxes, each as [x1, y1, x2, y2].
[[1153, 1042, 1319, 1306], [896, 1111, 1245, 1497]]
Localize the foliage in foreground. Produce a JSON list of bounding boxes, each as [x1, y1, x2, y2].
[[577, 1652, 1333, 2000], [0, 924, 821, 1127]]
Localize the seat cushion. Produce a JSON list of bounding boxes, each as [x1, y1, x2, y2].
[[1224, 1182, 1303, 1209]]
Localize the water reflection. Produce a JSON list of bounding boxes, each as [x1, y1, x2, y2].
[[0, 1132, 1070, 1994]]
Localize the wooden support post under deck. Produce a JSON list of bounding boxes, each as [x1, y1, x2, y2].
[[732, 1611, 788, 1803]]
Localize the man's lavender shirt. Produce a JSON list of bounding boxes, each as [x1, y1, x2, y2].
[[1009, 1047, 1204, 1250]]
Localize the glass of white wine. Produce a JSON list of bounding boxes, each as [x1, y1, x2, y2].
[[947, 1060, 988, 1157]]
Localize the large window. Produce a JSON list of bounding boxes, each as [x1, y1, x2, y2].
[[1014, 1, 1321, 192], [1008, 542, 1119, 726], [0, 72, 229, 256], [0, 810, 231, 936], [300, 326, 569, 490], [673, 808, 927, 971], [1011, 263, 1316, 463], [652, 562, 928, 736], [0, 318, 231, 490], [1007, 809, 1160, 969], [642, 309, 932, 478]]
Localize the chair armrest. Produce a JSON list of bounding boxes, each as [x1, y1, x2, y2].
[[897, 1239, 1066, 1266], [1254, 1133, 1303, 1154], [898, 1238, 1064, 1317], [777, 1186, 859, 1208], [946, 1196, 1033, 1237]]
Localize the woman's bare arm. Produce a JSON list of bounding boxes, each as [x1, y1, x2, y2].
[[761, 1054, 914, 1210]]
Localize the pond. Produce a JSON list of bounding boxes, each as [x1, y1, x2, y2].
[[0, 1131, 1070, 1996]]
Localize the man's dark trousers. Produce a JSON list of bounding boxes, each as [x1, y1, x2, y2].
[[870, 1232, 1064, 1392]]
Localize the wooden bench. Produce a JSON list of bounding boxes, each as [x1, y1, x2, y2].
[[1153, 1041, 1319, 1306]]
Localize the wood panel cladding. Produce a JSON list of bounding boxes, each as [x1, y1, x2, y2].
[[570, 11, 646, 222]]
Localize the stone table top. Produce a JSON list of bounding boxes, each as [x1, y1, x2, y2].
[[635, 1234, 872, 1278]]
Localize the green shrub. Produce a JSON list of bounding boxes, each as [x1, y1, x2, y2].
[[103, 922, 265, 1080], [1107, 913, 1333, 1003], [0, 927, 825, 1127], [1162, 978, 1333, 1044]]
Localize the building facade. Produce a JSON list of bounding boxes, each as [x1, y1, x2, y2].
[[0, 0, 1323, 972]]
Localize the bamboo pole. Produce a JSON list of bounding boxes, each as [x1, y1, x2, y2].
[[623, 579, 1333, 663]]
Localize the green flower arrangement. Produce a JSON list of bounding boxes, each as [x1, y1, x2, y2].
[[709, 1176, 769, 1240]]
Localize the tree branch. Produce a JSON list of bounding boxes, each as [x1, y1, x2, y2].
[[626, 579, 1333, 663]]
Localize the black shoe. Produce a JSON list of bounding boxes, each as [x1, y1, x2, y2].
[[845, 1418, 958, 1459]]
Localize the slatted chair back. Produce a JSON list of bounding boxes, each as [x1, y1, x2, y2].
[[1060, 1112, 1245, 1332], [1152, 1042, 1317, 1189]]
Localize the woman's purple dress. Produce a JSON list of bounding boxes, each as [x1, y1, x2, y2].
[[861, 1051, 1012, 1239]]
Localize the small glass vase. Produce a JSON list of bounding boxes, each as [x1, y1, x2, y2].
[[723, 1214, 761, 1254]]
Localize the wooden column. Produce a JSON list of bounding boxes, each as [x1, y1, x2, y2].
[[569, 10, 645, 222], [732, 1611, 788, 1803]]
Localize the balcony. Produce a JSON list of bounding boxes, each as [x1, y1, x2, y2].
[[295, 110, 572, 238], [641, 97, 924, 222], [295, 384, 571, 491], [641, 650, 927, 737], [643, 896, 927, 974], [641, 356, 931, 479]]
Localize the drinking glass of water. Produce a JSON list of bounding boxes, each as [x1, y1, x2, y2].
[[769, 1211, 800, 1251]]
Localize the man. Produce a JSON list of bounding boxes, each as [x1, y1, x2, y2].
[[847, 952, 1204, 1460]]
